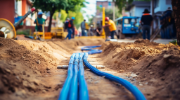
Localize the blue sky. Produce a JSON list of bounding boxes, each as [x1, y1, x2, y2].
[[82, 0, 96, 21]]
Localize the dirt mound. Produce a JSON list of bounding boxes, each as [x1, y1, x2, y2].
[[98, 40, 180, 99], [0, 38, 104, 100]]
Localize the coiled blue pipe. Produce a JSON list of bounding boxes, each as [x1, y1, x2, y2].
[[82, 48, 146, 100], [69, 53, 79, 100], [58, 54, 75, 100], [78, 53, 89, 100]]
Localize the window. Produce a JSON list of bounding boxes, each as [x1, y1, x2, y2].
[[108, 2, 111, 6], [99, 5, 102, 8], [166, 0, 171, 4]]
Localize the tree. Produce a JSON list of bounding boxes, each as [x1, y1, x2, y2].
[[60, 10, 68, 22], [172, 0, 180, 45], [32, 0, 86, 32]]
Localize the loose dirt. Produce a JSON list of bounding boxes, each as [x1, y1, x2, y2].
[[0, 37, 180, 100]]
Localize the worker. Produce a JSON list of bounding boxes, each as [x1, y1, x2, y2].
[[95, 25, 102, 36], [89, 25, 95, 36], [34, 11, 47, 32], [64, 18, 70, 32], [85, 23, 89, 36], [65, 17, 75, 40], [160, 15, 165, 39], [81, 19, 87, 36], [140, 9, 153, 40], [103, 17, 117, 39], [165, 7, 174, 39]]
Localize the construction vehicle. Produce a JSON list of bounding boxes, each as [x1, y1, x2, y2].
[[116, 16, 140, 39], [0, 8, 36, 39]]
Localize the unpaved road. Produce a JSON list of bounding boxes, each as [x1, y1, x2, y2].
[[0, 37, 180, 100]]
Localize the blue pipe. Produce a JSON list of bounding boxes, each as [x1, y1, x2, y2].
[[83, 53, 146, 100], [58, 54, 75, 100], [78, 53, 89, 100], [69, 53, 79, 100], [81, 45, 102, 54], [81, 45, 101, 51]]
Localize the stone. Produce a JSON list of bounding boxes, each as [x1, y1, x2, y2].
[[150, 72, 154, 75], [163, 54, 171, 59], [5, 69, 11, 74], [139, 84, 143, 86], [23, 71, 26, 75], [36, 60, 40, 64], [130, 73, 137, 78]]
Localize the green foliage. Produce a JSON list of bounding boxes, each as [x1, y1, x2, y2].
[[31, 0, 87, 31], [16, 29, 31, 36], [60, 10, 68, 22]]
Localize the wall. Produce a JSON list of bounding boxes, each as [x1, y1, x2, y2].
[[129, 6, 150, 17], [135, 7, 150, 17], [153, 0, 172, 13], [0, 0, 15, 23]]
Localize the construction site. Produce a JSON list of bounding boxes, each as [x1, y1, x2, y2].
[[1, 0, 180, 100]]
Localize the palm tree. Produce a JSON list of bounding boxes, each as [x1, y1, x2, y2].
[[172, 0, 180, 45]]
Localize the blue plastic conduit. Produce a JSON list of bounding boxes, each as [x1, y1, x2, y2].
[[78, 53, 89, 100], [81, 45, 102, 55], [82, 46, 146, 100], [58, 54, 75, 100], [68, 53, 79, 100]]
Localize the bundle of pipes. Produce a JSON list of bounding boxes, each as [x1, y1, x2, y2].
[[58, 53, 89, 100], [59, 46, 146, 100]]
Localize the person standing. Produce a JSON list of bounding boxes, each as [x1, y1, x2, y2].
[[96, 25, 102, 36], [89, 25, 95, 36], [81, 20, 87, 36], [140, 9, 153, 40], [65, 17, 75, 40], [103, 17, 117, 39], [64, 18, 70, 32], [34, 11, 47, 32], [165, 7, 174, 39]]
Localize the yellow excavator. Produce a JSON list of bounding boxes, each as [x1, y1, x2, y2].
[[0, 8, 36, 39]]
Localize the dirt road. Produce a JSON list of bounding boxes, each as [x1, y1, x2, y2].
[[0, 37, 180, 100]]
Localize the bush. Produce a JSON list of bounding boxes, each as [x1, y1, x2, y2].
[[16, 29, 31, 36]]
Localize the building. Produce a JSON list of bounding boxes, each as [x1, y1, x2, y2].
[[0, 0, 15, 23], [94, 0, 115, 27], [152, 0, 172, 16], [125, 1, 151, 18], [15, 0, 34, 26], [96, 0, 115, 18]]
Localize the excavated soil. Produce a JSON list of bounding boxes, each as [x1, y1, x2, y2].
[[0, 37, 180, 100]]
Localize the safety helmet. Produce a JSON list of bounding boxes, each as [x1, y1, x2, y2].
[[105, 17, 109, 21], [72, 17, 75, 20], [38, 11, 43, 15]]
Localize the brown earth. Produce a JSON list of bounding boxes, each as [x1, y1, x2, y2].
[[0, 37, 180, 100]]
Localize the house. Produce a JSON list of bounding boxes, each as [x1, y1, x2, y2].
[[151, 0, 172, 29], [125, 1, 151, 18], [94, 0, 115, 27], [152, 0, 172, 16], [0, 0, 16, 23], [15, 0, 34, 26]]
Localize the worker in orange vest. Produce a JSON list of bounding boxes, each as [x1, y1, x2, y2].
[[103, 17, 117, 39]]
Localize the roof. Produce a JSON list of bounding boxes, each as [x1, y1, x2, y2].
[[126, 1, 150, 11]]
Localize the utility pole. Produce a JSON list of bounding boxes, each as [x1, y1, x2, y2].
[[113, 0, 115, 21], [151, 0, 154, 35]]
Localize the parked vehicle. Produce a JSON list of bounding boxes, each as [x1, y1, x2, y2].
[[116, 16, 140, 39]]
